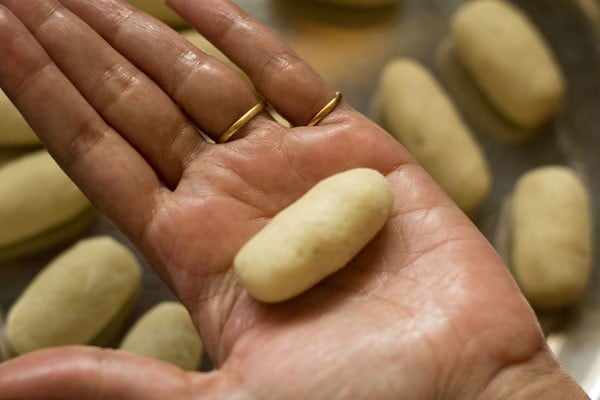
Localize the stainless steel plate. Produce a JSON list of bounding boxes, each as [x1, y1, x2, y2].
[[0, 0, 599, 394]]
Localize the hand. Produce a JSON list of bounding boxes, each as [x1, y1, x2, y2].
[[0, 0, 588, 399]]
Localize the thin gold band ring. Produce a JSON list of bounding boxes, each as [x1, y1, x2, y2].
[[218, 100, 266, 143], [307, 92, 342, 127]]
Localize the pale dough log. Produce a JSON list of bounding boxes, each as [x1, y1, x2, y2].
[[0, 90, 40, 147], [0, 150, 91, 250], [376, 59, 491, 214], [451, 0, 565, 129], [234, 168, 393, 303], [6, 236, 142, 354], [120, 302, 203, 370], [511, 166, 591, 309]]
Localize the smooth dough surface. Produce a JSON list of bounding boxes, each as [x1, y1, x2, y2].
[[376, 59, 491, 214], [0, 90, 40, 147], [511, 166, 591, 309], [0, 150, 91, 249], [120, 302, 203, 370], [126, 0, 186, 27], [234, 168, 393, 303], [6, 236, 142, 354], [451, 0, 565, 129]]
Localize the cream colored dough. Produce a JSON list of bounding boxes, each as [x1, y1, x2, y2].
[[234, 168, 393, 303], [451, 0, 565, 129], [120, 302, 203, 371], [0, 90, 40, 147], [6, 236, 142, 354], [126, 0, 186, 27], [375, 58, 491, 214], [0, 150, 91, 250], [510, 166, 591, 310]]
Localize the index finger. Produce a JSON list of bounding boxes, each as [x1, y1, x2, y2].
[[0, 5, 161, 239]]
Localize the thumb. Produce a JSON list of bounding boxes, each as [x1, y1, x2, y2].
[[0, 346, 229, 399]]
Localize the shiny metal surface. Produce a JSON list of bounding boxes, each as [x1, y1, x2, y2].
[[0, 0, 598, 394]]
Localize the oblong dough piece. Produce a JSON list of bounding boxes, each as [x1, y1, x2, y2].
[[376, 59, 491, 214], [0, 150, 92, 253], [234, 168, 393, 303], [6, 236, 142, 354], [120, 302, 203, 370], [0, 90, 40, 147], [451, 0, 565, 129], [125, 0, 186, 27], [511, 166, 592, 310]]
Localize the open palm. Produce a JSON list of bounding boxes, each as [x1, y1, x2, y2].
[[0, 0, 585, 399]]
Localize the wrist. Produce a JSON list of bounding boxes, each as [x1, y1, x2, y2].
[[477, 347, 589, 400]]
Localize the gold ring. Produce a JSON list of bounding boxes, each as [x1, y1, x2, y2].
[[307, 92, 342, 126], [218, 100, 266, 143]]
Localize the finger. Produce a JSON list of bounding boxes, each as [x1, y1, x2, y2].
[[0, 347, 228, 400], [0, 5, 160, 239], [56, 0, 270, 143], [1, 0, 205, 187], [167, 0, 338, 127]]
